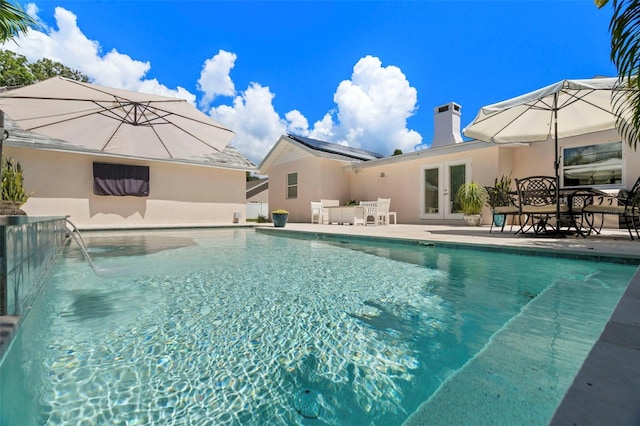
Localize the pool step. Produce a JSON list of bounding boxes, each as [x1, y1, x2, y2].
[[0, 316, 19, 361], [403, 278, 625, 425]]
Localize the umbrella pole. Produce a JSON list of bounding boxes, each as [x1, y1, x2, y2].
[[554, 95, 561, 231]]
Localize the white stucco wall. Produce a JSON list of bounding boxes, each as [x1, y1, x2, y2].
[[7, 147, 247, 229]]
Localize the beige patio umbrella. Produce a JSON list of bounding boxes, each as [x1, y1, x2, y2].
[[463, 77, 628, 229], [0, 76, 236, 160]]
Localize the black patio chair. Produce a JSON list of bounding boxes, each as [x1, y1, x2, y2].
[[486, 186, 520, 233], [582, 177, 640, 240], [515, 176, 569, 235]]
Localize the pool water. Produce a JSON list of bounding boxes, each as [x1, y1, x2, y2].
[[0, 229, 636, 425]]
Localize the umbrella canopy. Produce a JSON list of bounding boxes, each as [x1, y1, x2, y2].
[[0, 76, 235, 160], [463, 77, 626, 230], [463, 77, 622, 144]]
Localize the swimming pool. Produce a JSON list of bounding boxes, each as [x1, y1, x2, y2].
[[0, 228, 636, 425]]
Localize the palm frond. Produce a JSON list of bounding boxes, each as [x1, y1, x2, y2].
[[0, 0, 36, 42], [612, 77, 640, 150]]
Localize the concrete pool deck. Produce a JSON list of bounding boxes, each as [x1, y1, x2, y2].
[[258, 223, 640, 425], [0, 223, 638, 424]]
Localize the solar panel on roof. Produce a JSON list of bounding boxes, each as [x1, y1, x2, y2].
[[288, 134, 384, 161]]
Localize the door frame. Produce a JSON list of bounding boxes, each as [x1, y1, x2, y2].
[[420, 159, 472, 220]]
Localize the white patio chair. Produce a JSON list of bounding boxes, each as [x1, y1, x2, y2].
[[359, 200, 379, 226], [310, 201, 325, 224], [376, 198, 392, 225]]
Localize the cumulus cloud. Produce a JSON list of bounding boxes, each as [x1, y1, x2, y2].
[[0, 5, 423, 164], [2, 5, 192, 99], [315, 55, 422, 155], [197, 50, 237, 109], [208, 82, 288, 164]]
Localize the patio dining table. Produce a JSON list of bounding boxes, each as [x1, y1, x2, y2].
[[558, 187, 609, 237], [514, 179, 606, 237]]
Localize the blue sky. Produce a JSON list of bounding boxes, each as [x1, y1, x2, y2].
[[1, 1, 617, 165]]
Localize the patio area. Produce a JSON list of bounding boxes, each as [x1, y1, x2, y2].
[[257, 222, 640, 425]]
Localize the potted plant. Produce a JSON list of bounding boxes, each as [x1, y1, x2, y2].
[[486, 174, 513, 227], [455, 181, 488, 226], [271, 209, 289, 227], [0, 157, 30, 215]]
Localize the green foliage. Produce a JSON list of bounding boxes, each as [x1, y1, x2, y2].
[[343, 199, 358, 206], [2, 157, 29, 203], [0, 49, 30, 86], [455, 181, 488, 215], [29, 57, 89, 82], [597, 0, 640, 150], [0, 0, 36, 43], [487, 174, 513, 208], [0, 49, 89, 87], [392, 149, 403, 156], [256, 214, 268, 223], [246, 171, 260, 181], [271, 209, 289, 214]]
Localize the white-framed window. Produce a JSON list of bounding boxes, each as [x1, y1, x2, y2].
[[287, 172, 298, 199], [562, 141, 623, 188]]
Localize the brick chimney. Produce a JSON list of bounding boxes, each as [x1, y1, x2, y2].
[[430, 102, 463, 148]]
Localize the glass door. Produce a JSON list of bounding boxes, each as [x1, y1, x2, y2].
[[421, 160, 470, 219]]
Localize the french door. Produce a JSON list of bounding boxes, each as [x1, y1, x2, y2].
[[420, 160, 470, 220]]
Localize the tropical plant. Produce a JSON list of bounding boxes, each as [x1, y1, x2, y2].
[[487, 174, 513, 208], [455, 181, 487, 215], [0, 0, 36, 43], [596, 0, 640, 150], [2, 157, 30, 204]]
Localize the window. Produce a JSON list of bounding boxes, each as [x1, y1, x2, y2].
[[93, 162, 150, 196], [287, 172, 298, 199], [563, 141, 622, 187]]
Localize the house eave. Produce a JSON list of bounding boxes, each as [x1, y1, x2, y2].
[[350, 140, 493, 170]]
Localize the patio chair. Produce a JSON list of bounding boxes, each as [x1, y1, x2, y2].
[[359, 201, 380, 226], [560, 189, 606, 237], [515, 176, 569, 235], [486, 186, 520, 233], [310, 201, 325, 224], [376, 198, 392, 225], [582, 177, 640, 240]]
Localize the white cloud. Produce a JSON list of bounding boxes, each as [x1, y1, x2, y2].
[[0, 6, 423, 164], [1, 6, 192, 100], [197, 50, 236, 109], [209, 82, 288, 164], [317, 55, 422, 155]]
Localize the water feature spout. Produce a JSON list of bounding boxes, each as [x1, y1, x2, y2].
[[65, 218, 98, 274]]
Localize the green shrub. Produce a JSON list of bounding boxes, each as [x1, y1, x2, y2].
[[2, 157, 30, 204]]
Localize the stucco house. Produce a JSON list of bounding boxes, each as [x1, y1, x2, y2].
[[3, 118, 256, 229], [259, 102, 640, 226]]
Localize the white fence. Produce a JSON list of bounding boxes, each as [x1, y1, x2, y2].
[[246, 202, 269, 220]]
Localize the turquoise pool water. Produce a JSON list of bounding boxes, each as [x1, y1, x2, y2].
[[0, 229, 636, 425]]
